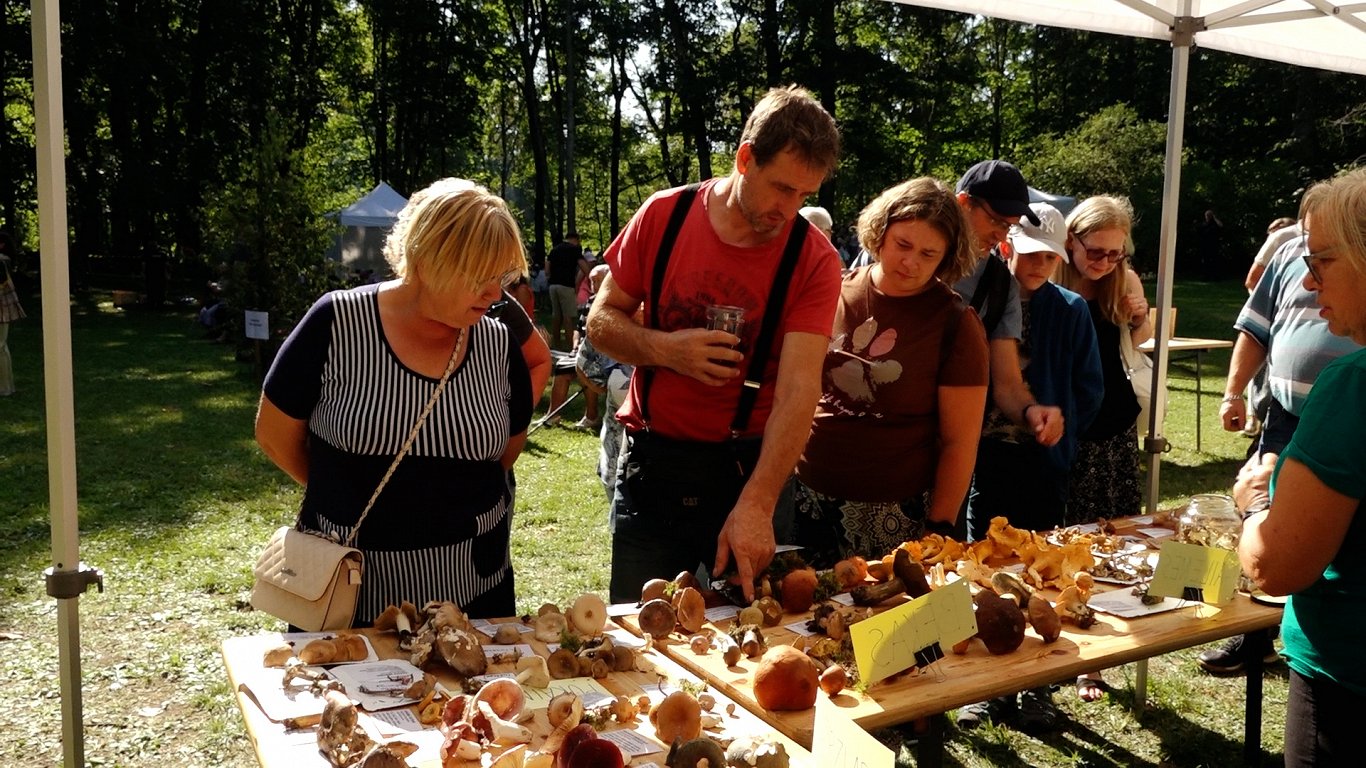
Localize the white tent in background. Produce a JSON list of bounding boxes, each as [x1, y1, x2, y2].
[[887, 0, 1366, 736], [329, 182, 407, 275]]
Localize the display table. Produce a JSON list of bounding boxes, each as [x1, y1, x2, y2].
[[618, 544, 1282, 766], [1138, 336, 1235, 451], [223, 622, 813, 768]]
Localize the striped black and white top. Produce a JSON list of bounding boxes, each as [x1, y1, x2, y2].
[[263, 285, 531, 623]]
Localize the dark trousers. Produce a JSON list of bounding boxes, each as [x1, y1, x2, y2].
[[1257, 397, 1300, 457], [965, 439, 1069, 542], [1285, 667, 1366, 767]]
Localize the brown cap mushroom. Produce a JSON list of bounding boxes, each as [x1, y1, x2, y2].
[[649, 690, 702, 745], [637, 598, 677, 639], [675, 587, 707, 635]]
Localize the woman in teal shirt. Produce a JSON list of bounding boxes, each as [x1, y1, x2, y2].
[[1239, 167, 1366, 767]]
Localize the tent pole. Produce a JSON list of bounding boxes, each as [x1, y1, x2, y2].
[[1144, 8, 1197, 519], [33, 2, 102, 767]]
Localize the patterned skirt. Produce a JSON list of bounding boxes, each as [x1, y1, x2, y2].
[[1065, 426, 1142, 526], [793, 480, 929, 568]]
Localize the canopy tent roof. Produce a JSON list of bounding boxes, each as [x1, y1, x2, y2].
[[892, 0, 1366, 76], [334, 182, 407, 228]]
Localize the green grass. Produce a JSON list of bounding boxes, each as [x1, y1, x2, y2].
[[0, 281, 1286, 767]]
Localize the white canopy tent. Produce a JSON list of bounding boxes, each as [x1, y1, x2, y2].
[[890, 0, 1366, 508], [888, 0, 1366, 723], [328, 181, 407, 275]]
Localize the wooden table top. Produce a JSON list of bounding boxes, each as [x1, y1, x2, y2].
[[618, 557, 1282, 748], [223, 622, 813, 768]]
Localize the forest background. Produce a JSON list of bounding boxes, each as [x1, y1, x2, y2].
[[3, 0, 1366, 331]]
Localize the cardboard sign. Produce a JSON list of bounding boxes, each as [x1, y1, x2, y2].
[[849, 579, 976, 685], [811, 695, 894, 768], [1148, 541, 1241, 605], [244, 310, 269, 341]]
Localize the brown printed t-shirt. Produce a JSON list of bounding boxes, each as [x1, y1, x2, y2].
[[797, 267, 988, 502]]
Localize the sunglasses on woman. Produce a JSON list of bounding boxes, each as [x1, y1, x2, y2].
[[1078, 238, 1127, 264]]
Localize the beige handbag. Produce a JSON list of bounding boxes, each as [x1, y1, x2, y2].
[[250, 330, 464, 630]]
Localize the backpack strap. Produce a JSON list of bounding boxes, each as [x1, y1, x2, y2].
[[638, 184, 702, 426], [969, 249, 1011, 337], [730, 216, 810, 436]]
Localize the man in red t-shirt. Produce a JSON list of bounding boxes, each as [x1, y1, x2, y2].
[[588, 85, 842, 603]]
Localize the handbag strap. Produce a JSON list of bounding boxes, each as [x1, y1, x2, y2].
[[299, 326, 466, 547]]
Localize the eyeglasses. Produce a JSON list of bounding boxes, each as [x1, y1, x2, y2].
[[1301, 239, 1337, 283], [1078, 238, 1127, 264], [972, 198, 1015, 231]]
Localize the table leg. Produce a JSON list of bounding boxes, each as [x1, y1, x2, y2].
[[1195, 350, 1204, 452], [1134, 658, 1148, 712], [915, 714, 945, 768], [1244, 646, 1264, 766]]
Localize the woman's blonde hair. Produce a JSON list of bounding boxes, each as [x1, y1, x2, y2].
[[383, 178, 527, 294], [857, 177, 976, 285], [1055, 195, 1136, 326], [1308, 167, 1366, 279]]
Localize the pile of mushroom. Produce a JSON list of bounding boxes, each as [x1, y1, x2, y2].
[[437, 678, 534, 763], [317, 689, 418, 768]]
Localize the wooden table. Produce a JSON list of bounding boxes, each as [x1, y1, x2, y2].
[[223, 623, 813, 768], [619, 573, 1282, 765], [1138, 336, 1235, 451]]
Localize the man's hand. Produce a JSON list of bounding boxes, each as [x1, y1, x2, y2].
[[713, 499, 776, 603], [1220, 396, 1248, 432], [665, 328, 745, 386], [1028, 404, 1064, 447]]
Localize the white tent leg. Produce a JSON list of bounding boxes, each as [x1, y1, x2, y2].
[[32, 2, 98, 766], [1143, 8, 1195, 516]]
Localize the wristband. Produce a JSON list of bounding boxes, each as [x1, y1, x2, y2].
[[1221, 394, 1245, 403]]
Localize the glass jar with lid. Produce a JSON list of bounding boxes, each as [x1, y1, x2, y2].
[[1176, 493, 1241, 551]]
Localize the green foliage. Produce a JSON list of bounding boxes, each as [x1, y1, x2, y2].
[[202, 113, 340, 334], [1020, 105, 1168, 272]]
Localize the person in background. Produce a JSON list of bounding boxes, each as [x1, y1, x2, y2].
[[589, 84, 842, 604], [255, 178, 531, 623], [547, 231, 590, 350], [794, 177, 987, 565], [1198, 208, 1225, 279], [951, 161, 1066, 459], [1237, 165, 1366, 768], [1206, 185, 1360, 675], [1246, 216, 1300, 293], [958, 202, 1103, 733], [799, 205, 835, 241], [1052, 194, 1150, 703], [0, 233, 25, 397]]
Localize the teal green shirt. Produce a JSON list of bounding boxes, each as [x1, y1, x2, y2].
[[1276, 347, 1366, 695]]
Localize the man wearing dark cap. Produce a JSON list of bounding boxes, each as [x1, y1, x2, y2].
[[953, 160, 1065, 454]]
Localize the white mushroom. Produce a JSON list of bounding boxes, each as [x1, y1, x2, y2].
[[569, 593, 608, 636], [514, 655, 550, 689], [533, 611, 569, 644]]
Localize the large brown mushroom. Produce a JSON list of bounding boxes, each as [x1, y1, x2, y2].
[[674, 587, 707, 635], [972, 590, 1026, 655], [851, 548, 929, 606], [752, 645, 819, 711], [638, 598, 677, 639], [650, 690, 703, 745]]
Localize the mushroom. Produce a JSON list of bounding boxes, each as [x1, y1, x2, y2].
[[689, 633, 711, 655], [1027, 593, 1063, 643], [726, 737, 791, 768], [832, 556, 869, 590], [606, 695, 639, 723], [673, 570, 701, 594], [534, 611, 570, 644], [564, 737, 624, 768], [666, 737, 727, 768], [736, 605, 763, 627], [675, 587, 707, 635], [373, 602, 421, 649], [818, 664, 847, 697], [610, 645, 636, 673], [640, 578, 670, 605], [638, 598, 677, 639], [569, 593, 608, 636], [1055, 585, 1096, 628], [546, 648, 580, 680], [489, 744, 529, 768], [471, 678, 526, 722], [972, 590, 1026, 655], [546, 720, 593, 766], [738, 626, 766, 659], [434, 626, 488, 677], [515, 655, 551, 689], [546, 692, 583, 729], [752, 645, 819, 711], [650, 690, 703, 745], [493, 623, 524, 646], [990, 570, 1033, 608], [538, 602, 562, 617], [753, 596, 783, 627], [779, 568, 819, 614], [851, 548, 929, 606], [471, 699, 533, 745]]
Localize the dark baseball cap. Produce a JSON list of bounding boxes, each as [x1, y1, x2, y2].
[[956, 160, 1040, 226]]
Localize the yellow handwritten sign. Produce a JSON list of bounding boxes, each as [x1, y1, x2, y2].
[[522, 676, 616, 709], [1148, 541, 1241, 605], [811, 695, 895, 768], [849, 579, 976, 685]]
